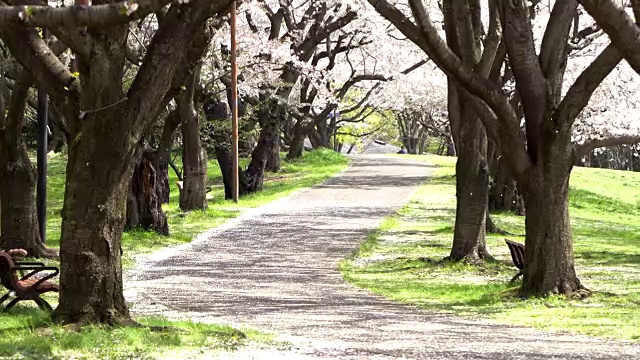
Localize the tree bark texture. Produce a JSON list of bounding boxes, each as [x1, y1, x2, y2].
[[155, 110, 181, 204], [178, 65, 208, 211], [265, 131, 281, 172], [46, 3, 227, 325], [0, 74, 54, 258], [449, 91, 491, 262], [520, 134, 583, 296], [444, 0, 491, 262], [488, 141, 525, 215], [286, 121, 305, 159], [125, 149, 169, 235], [244, 94, 279, 192]]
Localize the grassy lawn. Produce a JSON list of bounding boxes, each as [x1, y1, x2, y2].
[[342, 154, 640, 341], [0, 309, 279, 360], [1, 149, 346, 359]]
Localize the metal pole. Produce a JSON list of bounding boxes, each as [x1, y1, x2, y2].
[[37, 28, 49, 244], [231, 0, 240, 203]]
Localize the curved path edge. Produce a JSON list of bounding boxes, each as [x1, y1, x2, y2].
[[125, 155, 640, 360]]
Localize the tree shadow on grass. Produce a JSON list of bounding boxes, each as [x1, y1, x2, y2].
[[0, 307, 53, 359], [577, 251, 640, 267], [570, 188, 640, 215]]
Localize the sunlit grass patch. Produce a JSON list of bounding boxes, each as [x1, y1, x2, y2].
[[343, 154, 640, 341], [0, 309, 278, 360]]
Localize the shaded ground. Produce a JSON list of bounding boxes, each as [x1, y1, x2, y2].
[[125, 155, 640, 359]]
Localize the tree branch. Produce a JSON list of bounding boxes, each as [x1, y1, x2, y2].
[[373, 0, 530, 175], [497, 0, 546, 164], [555, 44, 622, 131], [578, 0, 640, 74], [0, 25, 79, 124], [0, 0, 173, 28], [126, 0, 231, 140], [575, 135, 640, 158]]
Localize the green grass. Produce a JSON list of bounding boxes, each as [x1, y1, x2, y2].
[[0, 309, 282, 360], [43, 149, 348, 264], [1, 148, 346, 358], [342, 154, 640, 341]]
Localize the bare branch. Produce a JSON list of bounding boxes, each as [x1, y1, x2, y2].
[[575, 135, 640, 158], [578, 0, 640, 74], [0, 25, 80, 123], [555, 44, 622, 131], [0, 0, 173, 28]]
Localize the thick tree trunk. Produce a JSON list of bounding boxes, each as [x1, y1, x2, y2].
[[241, 95, 280, 192], [521, 153, 583, 296], [318, 117, 328, 148], [308, 127, 323, 149], [54, 121, 134, 325], [0, 75, 54, 258], [215, 146, 249, 199], [0, 159, 52, 257], [265, 132, 281, 172], [125, 150, 169, 235], [286, 122, 305, 159], [449, 104, 491, 262], [488, 141, 525, 215], [178, 66, 207, 211], [418, 132, 427, 155], [125, 109, 179, 231]]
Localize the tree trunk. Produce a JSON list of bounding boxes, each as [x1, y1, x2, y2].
[[244, 95, 279, 192], [521, 151, 583, 296], [0, 158, 53, 257], [443, 0, 492, 262], [204, 100, 249, 200], [347, 143, 356, 154], [215, 146, 248, 199], [418, 132, 427, 155], [449, 97, 491, 262], [178, 65, 207, 211], [125, 149, 169, 235], [265, 132, 281, 172], [125, 110, 179, 231], [0, 75, 54, 258], [308, 127, 323, 149], [488, 141, 525, 215], [156, 110, 181, 204], [286, 121, 305, 159], [55, 116, 135, 325]]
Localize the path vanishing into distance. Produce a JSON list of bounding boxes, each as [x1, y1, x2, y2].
[[125, 155, 640, 359]]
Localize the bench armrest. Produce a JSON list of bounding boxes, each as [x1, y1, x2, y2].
[[15, 266, 60, 287], [14, 261, 46, 267]]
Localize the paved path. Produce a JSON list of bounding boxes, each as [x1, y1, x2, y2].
[[126, 155, 640, 359]]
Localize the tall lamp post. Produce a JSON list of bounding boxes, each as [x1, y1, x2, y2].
[[230, 0, 240, 203]]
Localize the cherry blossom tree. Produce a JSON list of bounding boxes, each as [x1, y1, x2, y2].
[[367, 0, 640, 296], [0, 0, 233, 325]]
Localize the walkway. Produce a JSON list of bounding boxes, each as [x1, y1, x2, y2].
[[125, 155, 640, 359]]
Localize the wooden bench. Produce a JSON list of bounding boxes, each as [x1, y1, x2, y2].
[[505, 239, 525, 284], [0, 250, 59, 312]]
